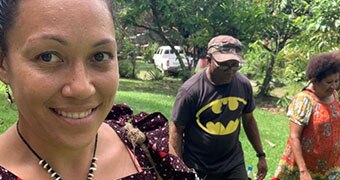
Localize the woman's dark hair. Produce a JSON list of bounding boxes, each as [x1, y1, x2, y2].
[[0, 0, 19, 53], [0, 0, 115, 54], [306, 51, 340, 82]]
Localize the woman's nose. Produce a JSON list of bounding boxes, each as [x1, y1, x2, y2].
[[331, 82, 339, 89], [61, 63, 95, 99]]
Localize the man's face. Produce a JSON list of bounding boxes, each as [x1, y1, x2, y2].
[[209, 57, 240, 85]]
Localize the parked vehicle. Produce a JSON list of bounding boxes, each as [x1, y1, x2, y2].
[[153, 46, 192, 74]]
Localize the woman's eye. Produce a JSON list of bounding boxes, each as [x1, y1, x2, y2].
[[38, 52, 60, 63], [93, 52, 112, 62]]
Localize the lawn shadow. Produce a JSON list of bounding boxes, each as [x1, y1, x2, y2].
[[119, 77, 287, 114], [254, 94, 286, 115], [118, 77, 182, 97]]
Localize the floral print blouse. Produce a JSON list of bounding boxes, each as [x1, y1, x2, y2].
[[274, 90, 340, 180]]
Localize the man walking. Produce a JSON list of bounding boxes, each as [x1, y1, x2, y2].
[[170, 35, 267, 180]]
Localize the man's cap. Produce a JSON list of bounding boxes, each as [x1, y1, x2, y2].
[[207, 35, 243, 62]]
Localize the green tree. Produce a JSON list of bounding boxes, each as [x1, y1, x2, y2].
[[290, 0, 339, 52], [116, 0, 339, 96], [117, 0, 194, 71], [116, 30, 138, 78], [116, 0, 261, 71], [244, 0, 339, 96]]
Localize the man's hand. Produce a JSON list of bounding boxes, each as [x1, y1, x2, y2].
[[256, 157, 267, 180]]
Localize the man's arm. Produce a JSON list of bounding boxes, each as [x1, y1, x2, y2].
[[169, 122, 185, 159], [242, 112, 267, 180]]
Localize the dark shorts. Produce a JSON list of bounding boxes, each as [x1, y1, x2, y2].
[[195, 162, 247, 180]]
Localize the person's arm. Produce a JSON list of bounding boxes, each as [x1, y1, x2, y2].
[[169, 122, 185, 159], [285, 91, 313, 179], [289, 122, 312, 180], [242, 112, 267, 180]]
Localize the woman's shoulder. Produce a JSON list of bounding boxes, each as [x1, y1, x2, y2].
[[288, 90, 314, 111], [287, 90, 315, 126], [0, 126, 22, 180], [290, 90, 316, 105], [104, 104, 195, 179]]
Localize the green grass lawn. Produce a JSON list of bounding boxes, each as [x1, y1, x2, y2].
[[242, 109, 288, 178], [0, 62, 289, 179]]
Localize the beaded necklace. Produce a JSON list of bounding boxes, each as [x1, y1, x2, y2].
[[16, 122, 98, 180]]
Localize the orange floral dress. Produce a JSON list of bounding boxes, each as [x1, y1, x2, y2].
[[274, 90, 340, 179]]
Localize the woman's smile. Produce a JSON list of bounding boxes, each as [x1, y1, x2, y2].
[[52, 107, 98, 125], [54, 108, 94, 119]]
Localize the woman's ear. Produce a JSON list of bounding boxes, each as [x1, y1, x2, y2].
[[0, 50, 9, 84], [309, 78, 320, 87]]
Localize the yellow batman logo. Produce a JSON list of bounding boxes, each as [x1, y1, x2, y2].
[[195, 97, 246, 135], [196, 97, 246, 116], [196, 118, 240, 135]]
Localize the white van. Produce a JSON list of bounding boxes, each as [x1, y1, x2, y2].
[[153, 46, 192, 73]]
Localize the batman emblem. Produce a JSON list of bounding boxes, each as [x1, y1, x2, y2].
[[195, 97, 247, 135]]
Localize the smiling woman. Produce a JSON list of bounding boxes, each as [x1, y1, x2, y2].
[[0, 0, 194, 180]]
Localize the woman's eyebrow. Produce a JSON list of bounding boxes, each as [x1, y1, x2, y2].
[[28, 34, 68, 45], [93, 38, 116, 48], [23, 34, 68, 50], [25, 35, 116, 48]]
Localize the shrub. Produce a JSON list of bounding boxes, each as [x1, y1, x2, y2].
[[141, 43, 159, 63], [119, 60, 133, 78], [178, 69, 192, 82], [276, 92, 291, 107], [147, 68, 164, 80]]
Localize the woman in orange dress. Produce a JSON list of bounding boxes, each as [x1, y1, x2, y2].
[[273, 51, 340, 180]]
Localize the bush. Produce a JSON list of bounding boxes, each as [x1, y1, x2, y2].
[[178, 69, 192, 82], [242, 40, 271, 84], [276, 92, 291, 107], [141, 43, 159, 63], [147, 68, 164, 80], [119, 60, 133, 78]]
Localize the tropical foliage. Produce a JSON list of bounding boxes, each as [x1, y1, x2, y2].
[[115, 0, 339, 96]]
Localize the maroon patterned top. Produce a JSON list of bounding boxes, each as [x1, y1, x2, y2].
[[0, 104, 195, 180]]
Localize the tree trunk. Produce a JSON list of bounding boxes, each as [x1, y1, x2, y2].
[[131, 56, 137, 79], [172, 49, 186, 70], [258, 54, 275, 97]]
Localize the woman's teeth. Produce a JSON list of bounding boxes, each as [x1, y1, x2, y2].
[[56, 109, 92, 119]]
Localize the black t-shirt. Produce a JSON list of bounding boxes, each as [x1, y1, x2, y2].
[[171, 69, 255, 173]]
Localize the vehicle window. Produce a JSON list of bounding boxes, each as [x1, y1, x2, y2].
[[165, 50, 170, 54], [171, 49, 182, 54]]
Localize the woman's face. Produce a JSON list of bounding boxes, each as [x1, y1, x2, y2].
[[0, 0, 118, 145], [314, 73, 339, 98]]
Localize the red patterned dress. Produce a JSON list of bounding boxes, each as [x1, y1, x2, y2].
[[0, 104, 195, 180], [274, 90, 340, 179]]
